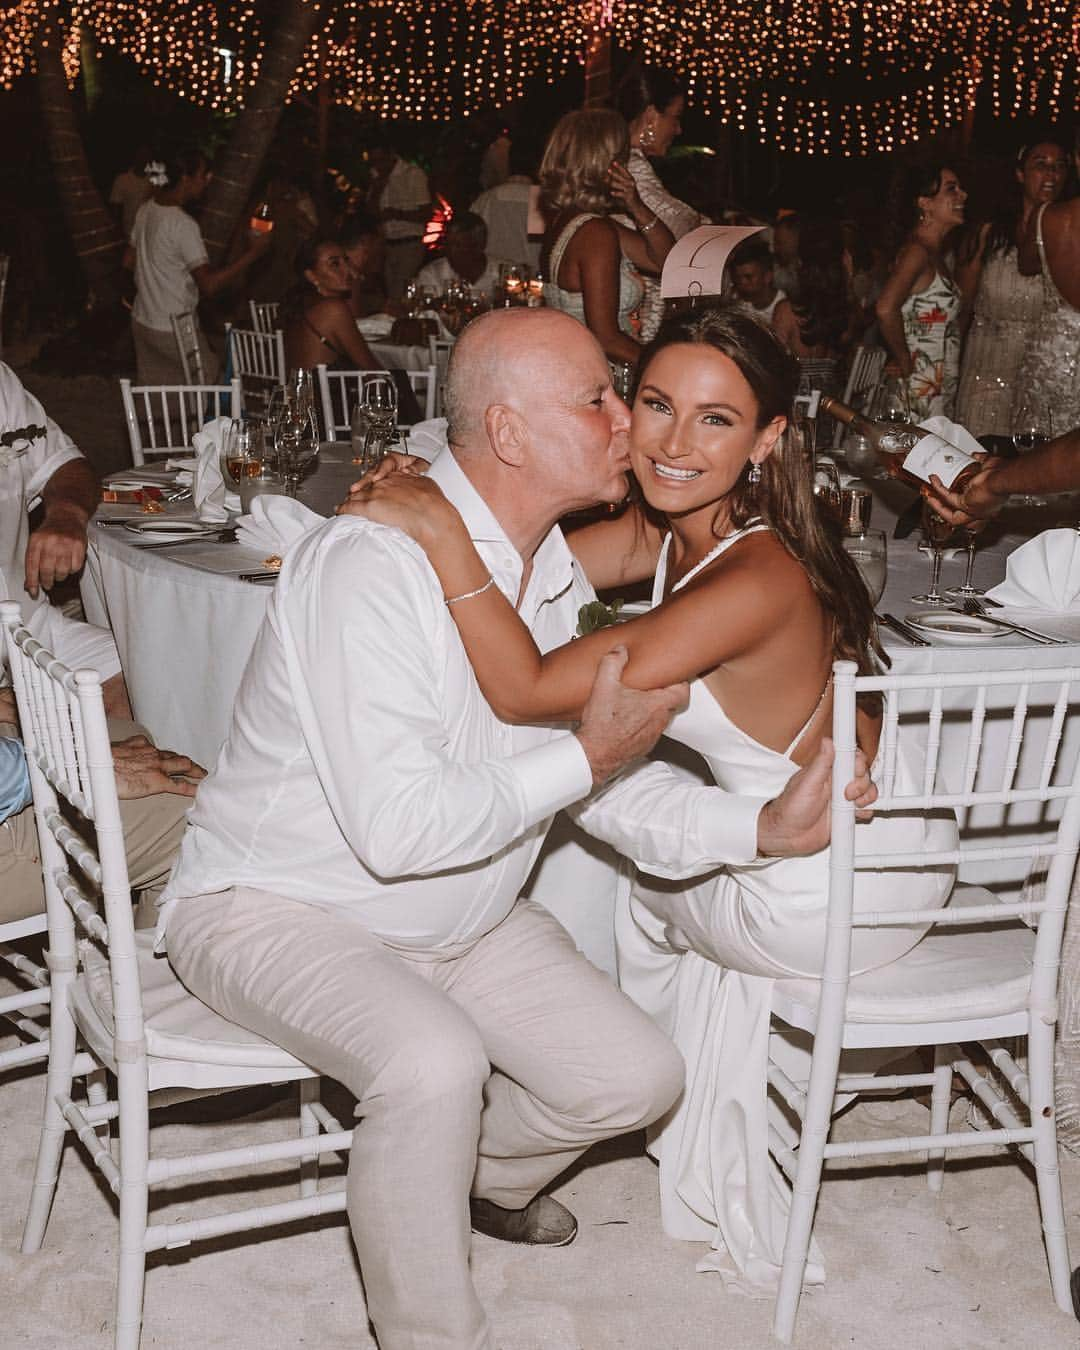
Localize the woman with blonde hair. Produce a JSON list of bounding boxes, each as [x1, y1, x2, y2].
[[539, 108, 675, 368]]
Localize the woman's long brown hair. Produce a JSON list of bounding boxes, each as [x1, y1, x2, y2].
[[634, 302, 887, 675]]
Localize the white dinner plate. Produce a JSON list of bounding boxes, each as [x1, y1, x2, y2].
[[105, 468, 181, 488], [123, 519, 223, 543], [903, 609, 1008, 644]]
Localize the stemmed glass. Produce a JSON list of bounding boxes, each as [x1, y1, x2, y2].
[[274, 397, 319, 496], [222, 419, 263, 485], [945, 525, 985, 599], [352, 375, 398, 472], [872, 371, 912, 428], [912, 504, 955, 604], [1012, 393, 1047, 507]]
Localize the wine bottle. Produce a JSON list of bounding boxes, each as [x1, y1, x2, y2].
[[249, 201, 274, 235], [820, 396, 977, 491]]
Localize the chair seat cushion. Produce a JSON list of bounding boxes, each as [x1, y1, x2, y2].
[[75, 931, 310, 1070], [774, 885, 1035, 1025]]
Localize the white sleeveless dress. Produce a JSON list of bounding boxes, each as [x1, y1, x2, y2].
[[542, 213, 643, 339], [615, 524, 957, 1291]]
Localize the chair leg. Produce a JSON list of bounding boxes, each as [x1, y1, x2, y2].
[[21, 971, 78, 1253], [299, 1077, 320, 1199], [114, 1062, 150, 1350], [1028, 1020, 1072, 1314], [927, 1044, 953, 1194], [88, 1067, 112, 1147]]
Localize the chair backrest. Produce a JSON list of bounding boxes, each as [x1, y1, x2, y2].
[[833, 346, 886, 449], [249, 300, 280, 335], [169, 311, 205, 385], [315, 364, 400, 442], [119, 378, 242, 466], [428, 337, 454, 417], [229, 326, 286, 420], [822, 659, 1080, 1032], [0, 602, 143, 1058], [406, 364, 438, 422]]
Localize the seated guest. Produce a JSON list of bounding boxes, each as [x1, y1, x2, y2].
[[282, 237, 381, 373], [540, 109, 675, 369], [343, 302, 949, 1292], [341, 213, 393, 319], [1, 363, 129, 717], [469, 138, 542, 274], [414, 211, 502, 305], [771, 211, 801, 298], [283, 238, 422, 424], [162, 306, 864, 1346], [730, 237, 792, 329], [0, 687, 203, 927]]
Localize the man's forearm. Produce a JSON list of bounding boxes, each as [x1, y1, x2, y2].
[[41, 457, 99, 526], [987, 429, 1080, 500]]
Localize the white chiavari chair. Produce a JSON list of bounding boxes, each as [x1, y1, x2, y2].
[[428, 336, 454, 418], [770, 660, 1080, 1341], [316, 363, 437, 442], [832, 345, 887, 448], [119, 378, 242, 466], [248, 300, 280, 334], [0, 907, 50, 1075], [2, 602, 353, 1350], [168, 311, 205, 385], [228, 326, 286, 420]]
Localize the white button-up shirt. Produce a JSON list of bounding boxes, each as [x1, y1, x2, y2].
[[0, 363, 83, 625], [163, 450, 765, 951], [379, 157, 430, 243]]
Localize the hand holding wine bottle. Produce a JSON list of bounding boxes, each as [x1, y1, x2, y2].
[[820, 396, 980, 495]]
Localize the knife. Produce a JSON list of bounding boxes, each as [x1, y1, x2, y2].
[[878, 612, 931, 646]]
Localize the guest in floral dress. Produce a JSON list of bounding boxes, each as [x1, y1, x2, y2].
[[876, 162, 967, 419]]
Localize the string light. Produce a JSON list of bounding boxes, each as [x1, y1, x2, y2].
[[2, 1, 1075, 156]]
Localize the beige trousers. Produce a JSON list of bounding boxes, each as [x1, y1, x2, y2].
[[166, 888, 684, 1350], [132, 318, 220, 385], [0, 720, 190, 926]]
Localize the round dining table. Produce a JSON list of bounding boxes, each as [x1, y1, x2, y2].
[[82, 463, 1080, 975]]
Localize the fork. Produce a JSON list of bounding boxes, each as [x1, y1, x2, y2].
[[959, 598, 1066, 644]]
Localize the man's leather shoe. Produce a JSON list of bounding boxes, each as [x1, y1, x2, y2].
[[469, 1194, 578, 1247]]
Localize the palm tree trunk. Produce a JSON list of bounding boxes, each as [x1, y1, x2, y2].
[[201, 0, 328, 266], [35, 13, 125, 310]]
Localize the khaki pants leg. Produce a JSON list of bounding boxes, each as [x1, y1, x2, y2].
[[448, 899, 684, 1208], [167, 888, 492, 1350]]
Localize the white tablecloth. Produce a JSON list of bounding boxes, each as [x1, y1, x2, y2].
[[82, 472, 1080, 976]]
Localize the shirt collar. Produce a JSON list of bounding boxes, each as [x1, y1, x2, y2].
[[426, 449, 577, 614]]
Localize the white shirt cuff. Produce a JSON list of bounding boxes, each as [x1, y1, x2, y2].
[[509, 732, 593, 826], [696, 792, 767, 867]]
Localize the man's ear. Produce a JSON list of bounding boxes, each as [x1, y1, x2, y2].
[[484, 403, 528, 468]]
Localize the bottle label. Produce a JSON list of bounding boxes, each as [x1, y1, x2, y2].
[[902, 433, 976, 489]]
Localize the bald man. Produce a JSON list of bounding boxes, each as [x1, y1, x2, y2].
[[162, 309, 857, 1349]]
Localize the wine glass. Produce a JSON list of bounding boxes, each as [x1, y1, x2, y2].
[[1011, 393, 1047, 507], [842, 529, 887, 605], [353, 375, 398, 472], [793, 372, 818, 459], [912, 504, 956, 603], [945, 523, 985, 599], [274, 399, 319, 496], [811, 457, 842, 517], [223, 419, 263, 485], [872, 371, 912, 428]]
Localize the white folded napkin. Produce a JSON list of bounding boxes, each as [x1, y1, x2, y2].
[[190, 417, 241, 521], [984, 529, 1080, 612], [234, 495, 323, 557], [401, 417, 448, 463], [357, 313, 396, 340]]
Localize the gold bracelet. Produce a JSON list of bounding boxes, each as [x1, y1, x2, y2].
[[445, 574, 495, 606]]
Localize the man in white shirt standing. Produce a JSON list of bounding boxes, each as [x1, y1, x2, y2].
[[0, 363, 129, 715], [367, 142, 432, 301], [162, 309, 860, 1350]]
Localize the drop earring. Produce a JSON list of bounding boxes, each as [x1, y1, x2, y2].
[[748, 462, 762, 488]]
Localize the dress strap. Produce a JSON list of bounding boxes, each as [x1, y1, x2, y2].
[[549, 214, 599, 289], [784, 675, 832, 759], [669, 519, 769, 594]]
